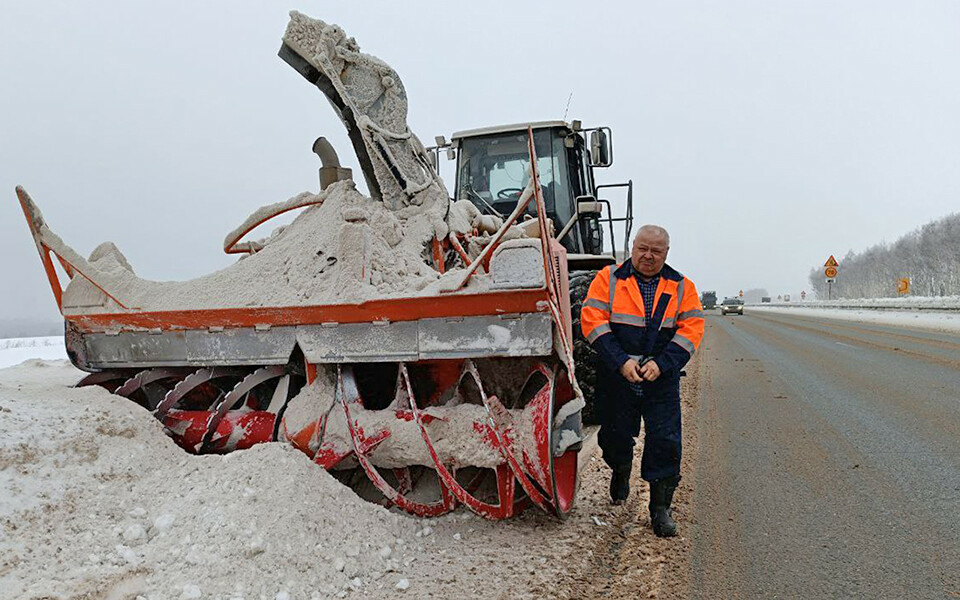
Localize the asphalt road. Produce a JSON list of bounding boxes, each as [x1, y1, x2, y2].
[[690, 310, 960, 599]]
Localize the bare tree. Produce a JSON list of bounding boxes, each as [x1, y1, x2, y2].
[[807, 212, 960, 299]]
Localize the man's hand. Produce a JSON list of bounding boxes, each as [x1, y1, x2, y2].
[[640, 359, 661, 381], [619, 359, 643, 383]]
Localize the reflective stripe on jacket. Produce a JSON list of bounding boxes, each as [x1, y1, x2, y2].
[[580, 261, 705, 377]]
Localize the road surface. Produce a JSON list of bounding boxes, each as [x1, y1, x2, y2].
[[690, 310, 960, 599]]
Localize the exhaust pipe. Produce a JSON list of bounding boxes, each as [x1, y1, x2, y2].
[[312, 137, 353, 190]]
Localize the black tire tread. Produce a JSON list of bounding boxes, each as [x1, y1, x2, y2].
[[569, 269, 601, 425]]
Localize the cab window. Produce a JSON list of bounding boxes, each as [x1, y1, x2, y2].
[[456, 129, 572, 227]]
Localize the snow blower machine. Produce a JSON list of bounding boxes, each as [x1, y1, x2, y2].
[[16, 12, 633, 520]]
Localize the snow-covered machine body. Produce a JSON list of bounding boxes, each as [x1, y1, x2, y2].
[[16, 12, 597, 519]]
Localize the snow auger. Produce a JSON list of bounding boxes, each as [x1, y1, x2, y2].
[[14, 12, 612, 520]]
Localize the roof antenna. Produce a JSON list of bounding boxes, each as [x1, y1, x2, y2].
[[562, 92, 573, 121]]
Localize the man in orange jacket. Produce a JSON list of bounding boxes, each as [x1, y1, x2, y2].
[[580, 224, 704, 537]]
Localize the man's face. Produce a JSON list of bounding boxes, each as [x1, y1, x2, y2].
[[631, 230, 669, 277]]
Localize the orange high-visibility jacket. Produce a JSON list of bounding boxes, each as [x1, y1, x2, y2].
[[580, 262, 705, 377]]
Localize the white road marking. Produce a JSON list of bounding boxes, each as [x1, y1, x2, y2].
[[835, 341, 857, 348]]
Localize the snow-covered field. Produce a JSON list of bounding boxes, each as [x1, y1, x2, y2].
[[0, 337, 67, 370], [758, 294, 960, 311], [748, 304, 960, 334]]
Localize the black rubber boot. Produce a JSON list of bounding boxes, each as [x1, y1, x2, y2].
[[609, 462, 632, 505], [649, 475, 680, 537]]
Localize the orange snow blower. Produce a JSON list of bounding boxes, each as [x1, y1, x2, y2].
[[14, 12, 609, 520], [16, 133, 581, 519]]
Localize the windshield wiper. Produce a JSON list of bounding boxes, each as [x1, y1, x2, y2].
[[465, 186, 504, 220]]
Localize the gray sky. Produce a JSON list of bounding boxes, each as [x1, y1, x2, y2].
[[2, 0, 959, 326]]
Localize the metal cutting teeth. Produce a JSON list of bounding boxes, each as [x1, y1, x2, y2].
[[199, 365, 288, 452], [297, 359, 578, 520], [79, 365, 294, 454], [113, 368, 192, 410], [155, 367, 247, 418]]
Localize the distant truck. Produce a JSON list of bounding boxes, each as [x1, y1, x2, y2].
[[701, 290, 718, 310]]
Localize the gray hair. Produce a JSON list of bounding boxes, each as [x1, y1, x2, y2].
[[635, 224, 670, 247]]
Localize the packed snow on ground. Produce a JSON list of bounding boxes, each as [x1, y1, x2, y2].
[[748, 304, 960, 334], [0, 336, 67, 369], [0, 360, 438, 599]]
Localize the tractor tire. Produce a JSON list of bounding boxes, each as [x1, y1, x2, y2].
[[569, 269, 601, 425]]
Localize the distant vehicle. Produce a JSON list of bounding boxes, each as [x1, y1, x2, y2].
[[761, 296, 771, 303], [721, 297, 744, 316], [701, 290, 718, 310]]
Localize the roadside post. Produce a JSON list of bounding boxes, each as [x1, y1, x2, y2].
[[824, 255, 839, 300]]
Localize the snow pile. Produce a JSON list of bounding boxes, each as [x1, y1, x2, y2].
[[0, 336, 66, 369], [0, 361, 430, 599], [60, 180, 499, 315]]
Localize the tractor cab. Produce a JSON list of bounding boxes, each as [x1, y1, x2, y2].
[[432, 121, 633, 269]]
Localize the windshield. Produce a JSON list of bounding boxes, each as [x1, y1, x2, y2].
[[722, 298, 743, 305], [455, 128, 572, 225]]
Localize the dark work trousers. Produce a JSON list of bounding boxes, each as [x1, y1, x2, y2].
[[596, 371, 682, 482]]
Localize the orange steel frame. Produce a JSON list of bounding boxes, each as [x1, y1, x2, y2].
[[17, 186, 132, 313], [66, 289, 551, 332]]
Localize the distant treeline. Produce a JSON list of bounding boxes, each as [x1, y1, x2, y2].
[[0, 318, 63, 339], [808, 212, 960, 299]]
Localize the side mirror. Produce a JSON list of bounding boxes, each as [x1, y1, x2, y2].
[[590, 129, 612, 167], [425, 136, 456, 171]]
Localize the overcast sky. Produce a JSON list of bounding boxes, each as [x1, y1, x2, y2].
[[2, 0, 958, 327]]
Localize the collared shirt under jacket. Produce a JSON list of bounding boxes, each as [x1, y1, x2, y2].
[[580, 262, 705, 377]]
